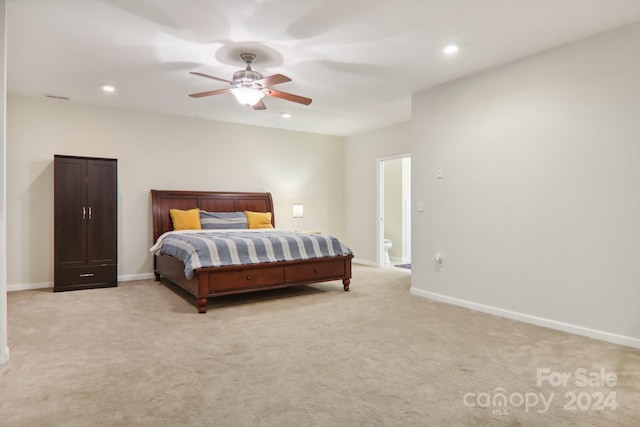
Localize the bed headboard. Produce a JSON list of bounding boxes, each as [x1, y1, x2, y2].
[[151, 190, 275, 241]]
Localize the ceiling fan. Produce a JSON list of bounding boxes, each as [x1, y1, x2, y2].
[[189, 53, 312, 110]]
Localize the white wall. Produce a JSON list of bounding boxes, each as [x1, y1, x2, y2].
[[6, 95, 345, 288], [344, 122, 411, 264], [411, 23, 640, 346], [0, 0, 8, 365]]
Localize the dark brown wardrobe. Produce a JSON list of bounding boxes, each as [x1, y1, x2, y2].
[[54, 155, 118, 291]]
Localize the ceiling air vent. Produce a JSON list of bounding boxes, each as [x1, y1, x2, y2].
[[44, 94, 70, 100]]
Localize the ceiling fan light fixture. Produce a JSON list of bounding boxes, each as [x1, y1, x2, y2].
[[231, 87, 265, 106]]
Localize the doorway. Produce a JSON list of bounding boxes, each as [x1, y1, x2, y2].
[[377, 155, 411, 268]]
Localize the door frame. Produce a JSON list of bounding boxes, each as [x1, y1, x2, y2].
[[376, 153, 411, 268]]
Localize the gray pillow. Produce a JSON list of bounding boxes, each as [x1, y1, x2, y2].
[[199, 211, 248, 229]]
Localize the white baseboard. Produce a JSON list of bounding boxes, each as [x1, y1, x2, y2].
[[119, 273, 155, 282], [7, 273, 156, 292], [410, 287, 640, 350], [7, 281, 52, 292], [353, 258, 377, 267]]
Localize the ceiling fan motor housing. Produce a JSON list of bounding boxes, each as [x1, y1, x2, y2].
[[232, 53, 264, 89], [232, 69, 264, 88]]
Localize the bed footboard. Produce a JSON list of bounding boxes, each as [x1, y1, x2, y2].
[[155, 254, 353, 313]]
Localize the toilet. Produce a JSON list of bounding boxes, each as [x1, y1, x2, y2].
[[383, 239, 393, 265]]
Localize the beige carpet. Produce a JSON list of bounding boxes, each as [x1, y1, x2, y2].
[[2, 265, 639, 426]]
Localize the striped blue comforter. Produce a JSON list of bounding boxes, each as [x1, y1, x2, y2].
[[150, 230, 353, 279]]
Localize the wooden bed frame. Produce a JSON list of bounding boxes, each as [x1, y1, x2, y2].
[[151, 190, 353, 313]]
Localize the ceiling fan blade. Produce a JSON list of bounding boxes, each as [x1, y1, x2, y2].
[[189, 71, 233, 84], [253, 99, 267, 110], [189, 88, 231, 98], [265, 88, 312, 105], [256, 74, 291, 86]]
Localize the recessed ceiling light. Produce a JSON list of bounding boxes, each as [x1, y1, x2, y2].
[[102, 85, 115, 92], [443, 44, 459, 55], [281, 112, 291, 119]]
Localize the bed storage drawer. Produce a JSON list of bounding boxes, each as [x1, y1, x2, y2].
[[285, 259, 346, 283], [207, 266, 285, 293]]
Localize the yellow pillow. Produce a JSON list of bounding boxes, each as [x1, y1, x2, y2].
[[245, 211, 273, 229], [170, 208, 201, 231]]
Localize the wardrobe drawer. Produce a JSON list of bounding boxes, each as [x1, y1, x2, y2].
[[54, 265, 117, 291]]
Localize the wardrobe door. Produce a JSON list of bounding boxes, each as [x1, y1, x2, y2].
[[87, 159, 117, 266], [54, 156, 87, 269]]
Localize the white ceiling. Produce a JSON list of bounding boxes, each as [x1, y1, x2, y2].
[[7, 1, 640, 136]]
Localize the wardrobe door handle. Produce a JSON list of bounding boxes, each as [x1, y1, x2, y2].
[[88, 207, 92, 219], [82, 207, 86, 219]]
